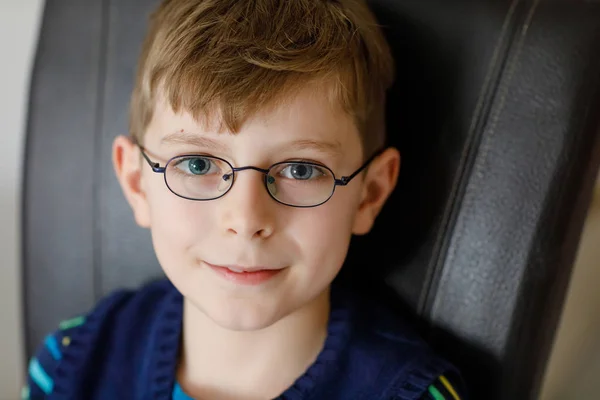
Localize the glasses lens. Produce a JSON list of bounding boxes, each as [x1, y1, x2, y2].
[[267, 162, 335, 206], [165, 155, 233, 200]]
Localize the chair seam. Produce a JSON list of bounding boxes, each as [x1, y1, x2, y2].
[[418, 0, 523, 314], [429, 0, 543, 323]]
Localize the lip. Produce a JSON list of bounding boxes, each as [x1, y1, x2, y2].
[[204, 261, 285, 286]]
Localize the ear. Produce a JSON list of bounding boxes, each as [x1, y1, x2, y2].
[[352, 147, 401, 235], [112, 135, 151, 228]]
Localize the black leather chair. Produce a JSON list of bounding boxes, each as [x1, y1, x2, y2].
[[23, 0, 600, 398]]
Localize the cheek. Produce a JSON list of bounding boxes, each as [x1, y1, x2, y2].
[[290, 188, 359, 276], [144, 178, 216, 271]]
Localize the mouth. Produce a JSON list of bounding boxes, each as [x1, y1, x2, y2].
[[203, 261, 285, 286]]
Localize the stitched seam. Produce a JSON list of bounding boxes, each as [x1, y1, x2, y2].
[[430, 0, 542, 323], [418, 0, 523, 314]]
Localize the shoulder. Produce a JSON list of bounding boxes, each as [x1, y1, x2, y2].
[[24, 279, 181, 399], [334, 284, 467, 399]]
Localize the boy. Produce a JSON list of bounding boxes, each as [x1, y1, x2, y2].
[[24, 0, 465, 399]]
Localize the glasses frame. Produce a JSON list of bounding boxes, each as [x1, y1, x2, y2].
[[135, 141, 383, 208]]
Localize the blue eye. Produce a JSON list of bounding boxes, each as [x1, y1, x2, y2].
[[279, 163, 324, 180], [175, 157, 214, 175]]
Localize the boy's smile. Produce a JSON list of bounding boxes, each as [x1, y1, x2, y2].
[[202, 261, 288, 286]]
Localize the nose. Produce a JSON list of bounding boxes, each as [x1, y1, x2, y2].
[[218, 169, 276, 240]]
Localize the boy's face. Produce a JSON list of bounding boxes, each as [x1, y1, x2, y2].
[[114, 86, 400, 331]]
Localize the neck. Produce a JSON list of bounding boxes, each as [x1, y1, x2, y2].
[[178, 288, 331, 400]]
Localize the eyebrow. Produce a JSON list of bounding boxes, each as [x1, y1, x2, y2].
[[160, 131, 230, 152], [160, 131, 343, 158], [283, 139, 343, 158]]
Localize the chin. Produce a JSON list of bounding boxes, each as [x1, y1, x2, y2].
[[193, 295, 288, 332]]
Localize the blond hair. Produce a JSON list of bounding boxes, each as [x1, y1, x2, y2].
[[130, 0, 395, 157]]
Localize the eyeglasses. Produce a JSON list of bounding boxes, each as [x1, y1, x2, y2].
[[136, 142, 382, 208]]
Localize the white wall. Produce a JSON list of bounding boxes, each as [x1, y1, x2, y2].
[[0, 0, 45, 397]]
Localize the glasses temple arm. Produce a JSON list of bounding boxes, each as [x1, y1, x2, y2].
[[335, 148, 384, 186], [136, 142, 166, 173]]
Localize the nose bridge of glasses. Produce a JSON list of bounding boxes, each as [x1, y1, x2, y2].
[[223, 165, 271, 182], [233, 166, 270, 174]]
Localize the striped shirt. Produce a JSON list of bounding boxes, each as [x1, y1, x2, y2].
[[24, 316, 86, 399]]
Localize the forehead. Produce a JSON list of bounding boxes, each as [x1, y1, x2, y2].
[[146, 86, 362, 156]]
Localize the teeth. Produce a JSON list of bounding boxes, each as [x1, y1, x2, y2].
[[227, 267, 246, 273]]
